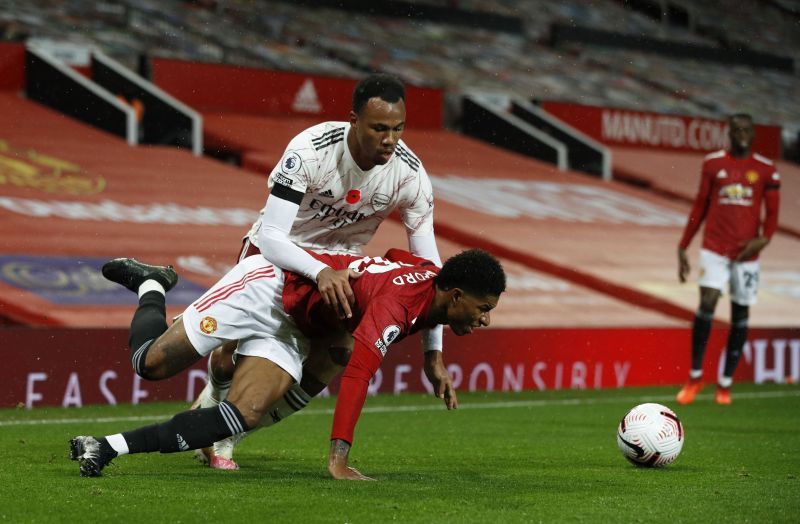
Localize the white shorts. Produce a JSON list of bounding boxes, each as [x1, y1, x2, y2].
[[182, 255, 309, 382], [698, 248, 760, 306]]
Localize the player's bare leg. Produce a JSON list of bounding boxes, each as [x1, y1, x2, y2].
[[203, 333, 353, 468], [138, 318, 205, 379]]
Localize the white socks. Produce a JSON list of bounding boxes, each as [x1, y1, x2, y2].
[[138, 279, 166, 299], [106, 433, 130, 456]]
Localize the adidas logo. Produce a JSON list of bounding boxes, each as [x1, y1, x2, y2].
[[176, 433, 190, 451], [292, 79, 322, 113], [319, 189, 334, 198]]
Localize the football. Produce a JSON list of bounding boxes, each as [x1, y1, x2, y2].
[[617, 403, 684, 467]]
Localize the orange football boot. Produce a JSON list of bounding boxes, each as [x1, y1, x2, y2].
[[676, 378, 704, 405], [715, 386, 732, 405]]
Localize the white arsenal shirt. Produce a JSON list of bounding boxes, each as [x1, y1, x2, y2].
[[246, 121, 434, 255]]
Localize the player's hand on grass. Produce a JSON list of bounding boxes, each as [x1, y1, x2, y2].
[[328, 439, 375, 481], [316, 267, 362, 319], [424, 350, 458, 410], [735, 236, 769, 262], [677, 248, 690, 283]]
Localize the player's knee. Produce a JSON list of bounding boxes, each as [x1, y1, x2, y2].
[[699, 288, 720, 312], [137, 340, 187, 381], [731, 303, 749, 324], [137, 354, 168, 381], [698, 298, 717, 314], [695, 308, 714, 322]]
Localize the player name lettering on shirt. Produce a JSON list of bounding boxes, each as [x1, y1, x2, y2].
[[392, 270, 436, 286]]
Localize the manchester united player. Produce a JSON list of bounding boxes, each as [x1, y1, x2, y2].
[[69, 249, 505, 479], [676, 114, 781, 405], [193, 73, 448, 468]]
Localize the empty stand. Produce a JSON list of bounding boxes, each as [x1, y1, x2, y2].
[[0, 91, 267, 326], [5, 0, 798, 145]]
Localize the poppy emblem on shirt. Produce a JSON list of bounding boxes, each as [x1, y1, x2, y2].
[[346, 189, 361, 204], [200, 316, 218, 334], [746, 170, 759, 184]]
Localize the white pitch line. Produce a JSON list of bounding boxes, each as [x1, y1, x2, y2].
[[1, 389, 798, 428]]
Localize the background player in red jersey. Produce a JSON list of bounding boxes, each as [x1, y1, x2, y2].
[[676, 113, 781, 406], [69, 249, 505, 479]]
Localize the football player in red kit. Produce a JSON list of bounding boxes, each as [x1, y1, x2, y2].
[[676, 113, 781, 405], [69, 248, 505, 479]]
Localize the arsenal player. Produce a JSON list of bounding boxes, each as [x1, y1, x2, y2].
[[676, 114, 781, 405], [192, 73, 447, 469], [69, 249, 505, 479]]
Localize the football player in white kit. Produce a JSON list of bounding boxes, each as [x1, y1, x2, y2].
[[193, 73, 450, 468]]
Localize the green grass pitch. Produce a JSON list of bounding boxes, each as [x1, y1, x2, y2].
[[1, 384, 798, 523]]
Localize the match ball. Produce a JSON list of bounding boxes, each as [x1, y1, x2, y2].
[[617, 403, 684, 468]]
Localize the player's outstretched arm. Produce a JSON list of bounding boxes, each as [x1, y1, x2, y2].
[[328, 439, 374, 481], [328, 338, 382, 480], [423, 350, 458, 410]]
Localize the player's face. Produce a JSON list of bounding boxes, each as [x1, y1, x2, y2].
[[446, 290, 499, 336], [350, 97, 406, 169], [728, 117, 754, 155]]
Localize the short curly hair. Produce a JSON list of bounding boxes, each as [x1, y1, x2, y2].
[[436, 249, 506, 297], [352, 73, 405, 114]]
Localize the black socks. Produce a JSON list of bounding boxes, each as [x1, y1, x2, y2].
[[120, 401, 250, 454], [129, 291, 168, 377], [690, 310, 714, 371]]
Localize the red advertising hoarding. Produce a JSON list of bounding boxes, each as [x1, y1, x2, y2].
[[0, 42, 25, 91], [4, 326, 797, 409], [542, 101, 782, 158], [151, 58, 444, 128]]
